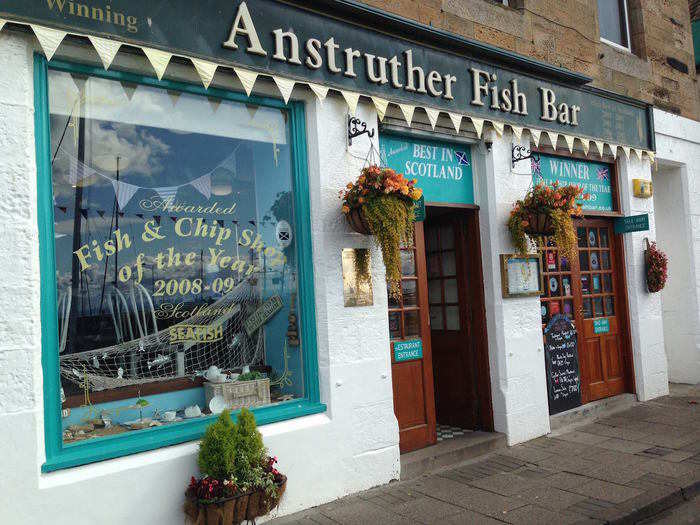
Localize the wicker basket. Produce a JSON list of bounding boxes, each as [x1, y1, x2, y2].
[[204, 379, 271, 411], [346, 207, 372, 235], [523, 210, 555, 236]]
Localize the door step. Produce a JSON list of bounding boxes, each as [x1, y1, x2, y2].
[[400, 431, 506, 480], [549, 393, 637, 434]]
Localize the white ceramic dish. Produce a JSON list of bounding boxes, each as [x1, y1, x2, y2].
[[209, 395, 227, 415]]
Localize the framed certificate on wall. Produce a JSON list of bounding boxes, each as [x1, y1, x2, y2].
[[500, 254, 544, 298]]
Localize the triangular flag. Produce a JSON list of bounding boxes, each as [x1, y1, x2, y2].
[[0, 19, 6, 33], [308, 83, 329, 103], [190, 174, 211, 199], [154, 186, 179, 201], [425, 107, 440, 130], [511, 126, 523, 141], [191, 58, 218, 89], [208, 97, 222, 113], [545, 131, 559, 149], [609, 144, 619, 159], [594, 141, 605, 157], [167, 89, 181, 106], [110, 179, 138, 210], [646, 151, 655, 163], [88, 36, 121, 69], [273, 76, 295, 104], [135, 213, 144, 220], [621, 146, 630, 159], [120, 81, 137, 101], [32, 25, 67, 61], [96, 209, 105, 218], [448, 113, 462, 133], [398, 103, 415, 126], [142, 47, 172, 80], [470, 117, 484, 138], [563, 134, 575, 153], [529, 129, 541, 147], [341, 90, 360, 116], [580, 138, 590, 155], [632, 148, 642, 162], [490, 121, 504, 137], [371, 97, 389, 121], [234, 67, 258, 96]]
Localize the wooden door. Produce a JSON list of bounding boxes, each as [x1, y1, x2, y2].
[[574, 218, 630, 401], [426, 216, 478, 429], [539, 218, 632, 404], [389, 223, 436, 453]]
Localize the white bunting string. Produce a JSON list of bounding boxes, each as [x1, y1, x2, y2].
[[529, 129, 541, 147], [563, 134, 575, 153], [580, 138, 590, 155], [594, 141, 605, 157], [398, 103, 415, 126], [341, 90, 360, 116], [511, 126, 523, 141], [371, 97, 389, 121], [233, 67, 258, 97], [0, 19, 6, 33], [190, 174, 212, 200], [142, 47, 172, 80], [448, 113, 462, 133], [470, 117, 484, 138], [490, 121, 504, 137], [621, 146, 631, 159], [31, 25, 67, 61], [545, 131, 559, 149], [191, 58, 218, 89], [273, 76, 296, 104], [425, 107, 440, 130], [110, 179, 139, 209], [88, 36, 122, 69], [308, 83, 329, 103], [608, 144, 619, 159]]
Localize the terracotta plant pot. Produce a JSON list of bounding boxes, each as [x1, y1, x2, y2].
[[523, 210, 555, 236], [346, 207, 372, 235]]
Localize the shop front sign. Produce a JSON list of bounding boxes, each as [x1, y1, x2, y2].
[[614, 214, 649, 234], [394, 339, 423, 362], [533, 154, 614, 212], [380, 135, 474, 205], [0, 0, 654, 150], [593, 318, 610, 334]]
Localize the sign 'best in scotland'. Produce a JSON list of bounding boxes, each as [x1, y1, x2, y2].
[[533, 154, 614, 212], [380, 136, 474, 205]]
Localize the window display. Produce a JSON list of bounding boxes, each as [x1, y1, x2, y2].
[[49, 70, 304, 443]]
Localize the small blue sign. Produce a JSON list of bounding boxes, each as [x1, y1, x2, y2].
[[593, 318, 610, 334], [394, 339, 423, 362], [533, 154, 614, 212], [379, 135, 474, 205]]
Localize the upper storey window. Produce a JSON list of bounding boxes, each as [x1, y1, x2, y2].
[[598, 0, 631, 51]]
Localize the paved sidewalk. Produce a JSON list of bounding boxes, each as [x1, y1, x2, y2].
[[270, 385, 700, 524]]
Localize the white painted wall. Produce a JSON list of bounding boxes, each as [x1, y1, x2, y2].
[[0, 32, 399, 524], [653, 109, 700, 384]]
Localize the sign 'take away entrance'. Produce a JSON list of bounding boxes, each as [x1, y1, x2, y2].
[[0, 0, 653, 150]]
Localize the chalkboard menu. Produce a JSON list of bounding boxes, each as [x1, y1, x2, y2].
[[543, 314, 582, 415]]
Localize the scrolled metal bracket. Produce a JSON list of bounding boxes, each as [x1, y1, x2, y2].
[[348, 116, 375, 146], [512, 144, 539, 168]]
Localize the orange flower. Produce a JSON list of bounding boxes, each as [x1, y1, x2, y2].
[[342, 205, 350, 214], [358, 197, 364, 204]]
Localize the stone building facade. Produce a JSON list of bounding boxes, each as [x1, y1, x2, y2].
[[362, 0, 700, 119]]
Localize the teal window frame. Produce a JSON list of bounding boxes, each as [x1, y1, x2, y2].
[[34, 54, 325, 473]]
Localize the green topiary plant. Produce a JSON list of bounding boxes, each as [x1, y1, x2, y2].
[[233, 408, 268, 488], [197, 410, 237, 480]]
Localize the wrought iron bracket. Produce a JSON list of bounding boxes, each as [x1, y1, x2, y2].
[[512, 144, 539, 168], [348, 116, 375, 146]]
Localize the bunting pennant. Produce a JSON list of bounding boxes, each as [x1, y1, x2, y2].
[[594, 141, 605, 157], [341, 90, 360, 116], [398, 103, 415, 126], [120, 81, 137, 101], [581, 138, 590, 155], [632, 148, 642, 162], [425, 107, 440, 130], [646, 151, 655, 164], [447, 112, 462, 133], [490, 121, 504, 137], [609, 144, 619, 159], [31, 25, 67, 61], [371, 96, 389, 121], [621, 146, 630, 159], [273, 76, 296, 104], [190, 58, 218, 89], [563, 134, 575, 153], [135, 213, 144, 220], [88, 36, 122, 69], [233, 67, 258, 97], [511, 126, 523, 141], [96, 210, 105, 218], [545, 131, 559, 149], [190, 174, 212, 199], [470, 117, 484, 138], [155, 186, 179, 201], [0, 19, 6, 33], [142, 47, 172, 80], [308, 83, 329, 103], [110, 179, 139, 210], [529, 129, 541, 147]]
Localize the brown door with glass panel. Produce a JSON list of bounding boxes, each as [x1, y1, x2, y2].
[[539, 218, 631, 404], [389, 223, 436, 453]]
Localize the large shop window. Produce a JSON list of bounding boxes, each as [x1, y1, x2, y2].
[[36, 58, 321, 471]]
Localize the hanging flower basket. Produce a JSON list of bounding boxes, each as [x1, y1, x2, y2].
[[508, 182, 588, 261], [645, 240, 668, 293], [340, 165, 423, 298], [346, 206, 372, 235]]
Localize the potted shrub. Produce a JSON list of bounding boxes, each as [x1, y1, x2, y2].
[[645, 240, 668, 293], [184, 408, 286, 525], [340, 165, 422, 297], [508, 182, 587, 260]]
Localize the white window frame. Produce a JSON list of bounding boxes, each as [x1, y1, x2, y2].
[[599, 0, 632, 53]]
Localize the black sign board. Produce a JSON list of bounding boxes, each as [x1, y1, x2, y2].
[[543, 314, 582, 415], [0, 0, 654, 150]]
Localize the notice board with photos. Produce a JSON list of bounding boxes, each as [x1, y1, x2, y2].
[[543, 314, 582, 415]]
